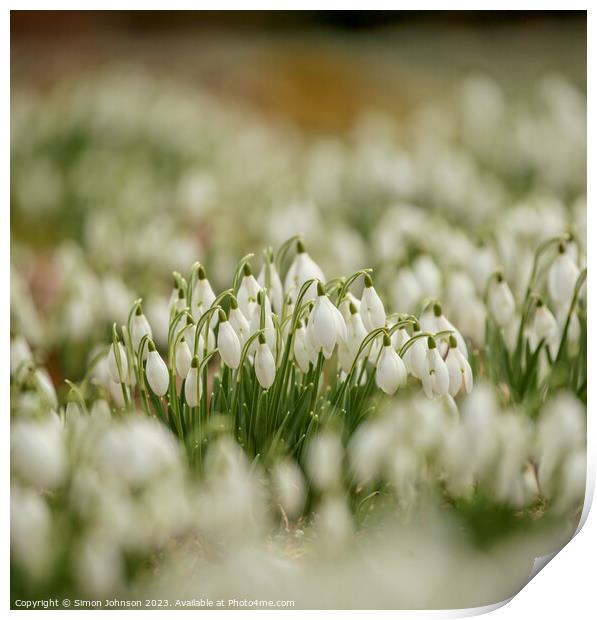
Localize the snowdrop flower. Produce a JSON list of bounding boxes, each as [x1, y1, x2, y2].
[[258, 257, 284, 314], [191, 265, 216, 323], [339, 291, 360, 322], [403, 324, 427, 379], [420, 303, 468, 358], [237, 263, 261, 320], [10, 335, 32, 376], [249, 291, 276, 352], [445, 336, 473, 397], [306, 431, 343, 491], [34, 368, 58, 409], [307, 282, 347, 359], [217, 309, 241, 369], [548, 242, 580, 307], [131, 305, 152, 353], [293, 321, 313, 373], [184, 356, 201, 407], [338, 303, 368, 372], [422, 337, 450, 399], [360, 274, 386, 331], [375, 334, 407, 395], [168, 277, 182, 313], [488, 273, 516, 328], [107, 342, 128, 384], [228, 296, 250, 346], [172, 287, 187, 314], [284, 239, 325, 301], [145, 341, 170, 396], [529, 299, 560, 357], [175, 324, 193, 378], [272, 459, 306, 519], [254, 333, 276, 389]]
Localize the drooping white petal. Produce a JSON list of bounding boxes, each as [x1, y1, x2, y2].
[[375, 345, 407, 395], [184, 366, 201, 407], [548, 250, 580, 307], [360, 284, 386, 331], [217, 320, 241, 369], [145, 350, 170, 396], [107, 343, 128, 384], [255, 342, 276, 389]]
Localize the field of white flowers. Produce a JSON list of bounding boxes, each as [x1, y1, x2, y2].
[[10, 22, 586, 610]]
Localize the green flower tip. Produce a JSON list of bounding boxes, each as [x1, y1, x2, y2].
[[349, 302, 358, 315], [296, 239, 306, 254], [197, 265, 206, 280], [191, 356, 199, 368], [178, 288, 185, 299], [558, 242, 566, 254], [316, 281, 325, 297], [427, 336, 437, 349], [230, 296, 238, 310], [536, 298, 544, 308], [496, 271, 503, 283], [258, 332, 266, 345], [448, 334, 457, 348], [413, 321, 421, 332], [135, 305, 143, 316], [364, 274, 373, 288], [148, 340, 156, 352], [243, 262, 252, 276], [257, 290, 264, 304], [186, 315, 194, 326], [218, 309, 227, 323], [296, 319, 303, 329], [173, 277, 179, 289], [433, 303, 442, 317], [383, 334, 391, 347]]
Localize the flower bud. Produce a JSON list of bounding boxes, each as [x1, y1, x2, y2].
[[131, 305, 152, 353], [254, 337, 276, 389], [548, 243, 580, 307], [184, 356, 201, 407], [145, 343, 170, 397], [360, 275, 386, 331], [488, 274, 516, 327], [217, 311, 241, 369], [107, 342, 128, 384], [375, 335, 407, 395]]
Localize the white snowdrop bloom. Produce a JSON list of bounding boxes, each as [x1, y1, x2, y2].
[[360, 274, 386, 331], [272, 459, 306, 519], [338, 302, 368, 372], [10, 335, 32, 376], [229, 297, 250, 346], [11, 418, 66, 490], [391, 267, 422, 314], [306, 432, 343, 491], [254, 334, 276, 389], [556, 305, 580, 348], [34, 368, 58, 409], [108, 379, 125, 408], [172, 287, 187, 314], [488, 274, 516, 328], [390, 322, 410, 351], [65, 400, 83, 424], [445, 336, 473, 397], [237, 263, 262, 320], [11, 486, 52, 580], [536, 392, 585, 494], [90, 399, 111, 422], [422, 338, 450, 399], [420, 303, 468, 358], [548, 242, 580, 307], [168, 279, 182, 313], [258, 258, 284, 314], [412, 254, 441, 299], [175, 336, 192, 378], [107, 342, 128, 384], [339, 291, 361, 322], [349, 420, 391, 485], [130, 306, 152, 353], [217, 310, 241, 369], [249, 291, 277, 353], [284, 239, 325, 302], [529, 300, 560, 357], [307, 282, 347, 359], [403, 328, 427, 379], [554, 450, 586, 514], [293, 321, 313, 373], [184, 357, 202, 407], [145, 342, 170, 396], [316, 495, 353, 552], [77, 532, 123, 597], [375, 335, 407, 395], [191, 265, 216, 324]]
